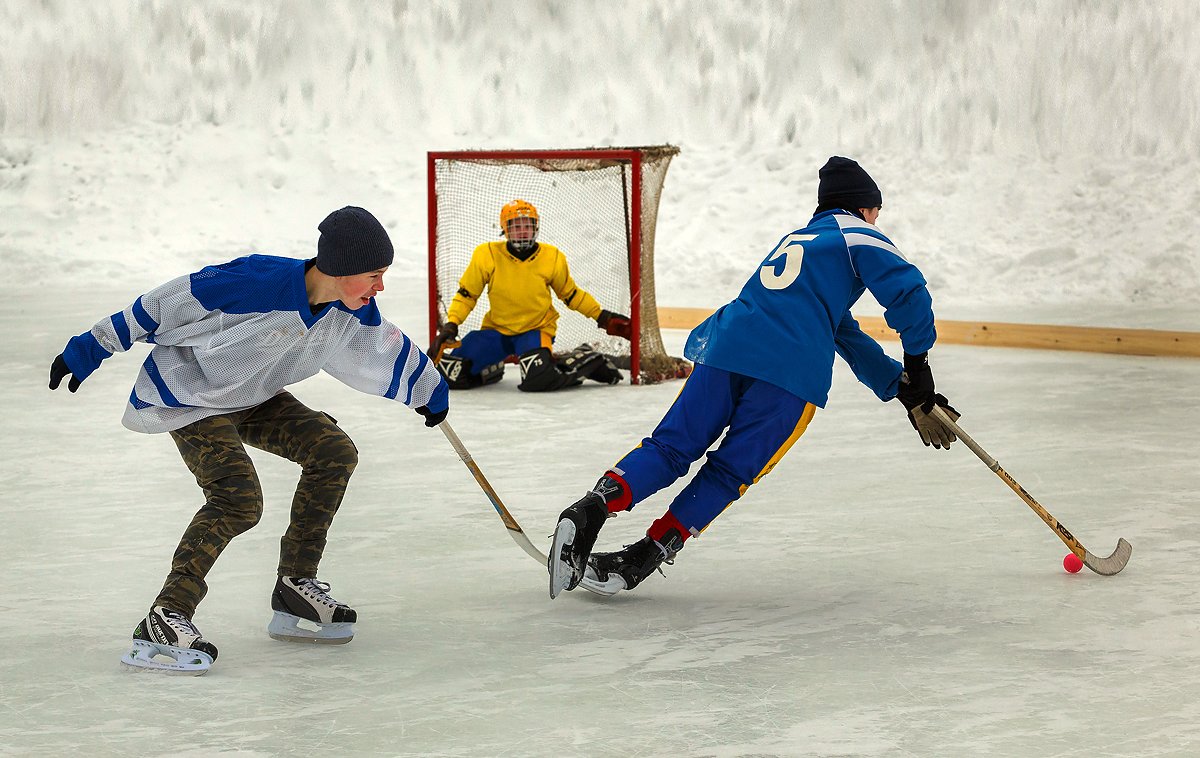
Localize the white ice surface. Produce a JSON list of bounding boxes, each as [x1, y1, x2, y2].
[[4, 278, 1200, 756], [4, 2, 1200, 756]]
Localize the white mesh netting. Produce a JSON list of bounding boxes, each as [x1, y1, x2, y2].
[[430, 146, 688, 384]]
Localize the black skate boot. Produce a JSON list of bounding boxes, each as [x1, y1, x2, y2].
[[585, 528, 685, 596], [121, 605, 218, 675], [269, 577, 357, 644], [548, 493, 609, 598]]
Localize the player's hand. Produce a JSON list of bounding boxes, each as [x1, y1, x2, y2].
[[427, 321, 459, 358], [895, 352, 959, 449], [907, 395, 959, 449], [415, 404, 448, 428], [49, 354, 83, 393], [597, 310, 632, 339]]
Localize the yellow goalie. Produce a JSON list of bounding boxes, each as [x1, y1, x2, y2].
[[429, 200, 632, 392]]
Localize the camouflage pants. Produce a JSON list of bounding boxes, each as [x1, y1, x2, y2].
[[156, 391, 358, 617]]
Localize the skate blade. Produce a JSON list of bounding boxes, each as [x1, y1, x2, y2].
[[579, 566, 627, 597], [267, 611, 355, 644], [548, 518, 579, 599], [120, 639, 213, 676]]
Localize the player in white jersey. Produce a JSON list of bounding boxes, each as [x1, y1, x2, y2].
[[49, 207, 449, 674]]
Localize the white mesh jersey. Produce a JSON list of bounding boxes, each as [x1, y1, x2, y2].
[[60, 255, 448, 434]]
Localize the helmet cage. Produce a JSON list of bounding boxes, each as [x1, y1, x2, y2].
[[501, 200, 539, 253]]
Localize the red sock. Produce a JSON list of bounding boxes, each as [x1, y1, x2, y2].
[[647, 510, 690, 545], [598, 470, 633, 513]]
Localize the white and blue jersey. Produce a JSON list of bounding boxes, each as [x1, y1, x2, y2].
[[60, 254, 448, 434], [684, 209, 936, 406]]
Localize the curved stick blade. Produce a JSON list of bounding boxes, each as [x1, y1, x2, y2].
[[1084, 538, 1132, 576]]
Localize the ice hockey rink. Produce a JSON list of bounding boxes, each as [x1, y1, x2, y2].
[[5, 282, 1200, 756], [4, 2, 1200, 756]]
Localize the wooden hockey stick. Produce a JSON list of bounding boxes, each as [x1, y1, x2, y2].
[[429, 338, 461, 364], [931, 406, 1132, 575], [439, 421, 547, 563]]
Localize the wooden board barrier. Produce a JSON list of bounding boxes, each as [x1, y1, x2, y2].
[[656, 307, 1200, 358]]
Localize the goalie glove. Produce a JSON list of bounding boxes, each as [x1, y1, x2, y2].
[[895, 352, 960, 450], [427, 321, 459, 359], [597, 310, 632, 339]]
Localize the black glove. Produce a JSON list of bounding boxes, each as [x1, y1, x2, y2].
[[427, 321, 459, 358], [896, 352, 960, 449], [597, 310, 632, 339], [49, 354, 82, 393], [896, 352, 934, 411], [415, 404, 448, 428]]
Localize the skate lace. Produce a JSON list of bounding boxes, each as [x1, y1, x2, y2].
[[652, 539, 676, 574], [160, 608, 202, 637], [295, 577, 342, 608]]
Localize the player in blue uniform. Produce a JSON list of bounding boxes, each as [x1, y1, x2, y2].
[[548, 157, 960, 598]]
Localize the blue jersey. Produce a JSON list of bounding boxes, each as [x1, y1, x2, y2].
[[684, 210, 936, 407], [61, 254, 448, 433]]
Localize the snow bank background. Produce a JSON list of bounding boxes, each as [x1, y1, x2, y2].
[[2, 0, 1198, 325]]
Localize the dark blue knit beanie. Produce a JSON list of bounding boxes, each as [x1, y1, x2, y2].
[[817, 157, 883, 210], [316, 206, 395, 276]]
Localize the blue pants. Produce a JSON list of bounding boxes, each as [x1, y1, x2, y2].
[[451, 329, 549, 375], [615, 363, 816, 536]]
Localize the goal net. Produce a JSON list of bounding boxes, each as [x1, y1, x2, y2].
[[427, 146, 688, 384]]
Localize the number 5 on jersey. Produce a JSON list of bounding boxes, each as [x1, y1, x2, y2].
[[759, 233, 816, 290]]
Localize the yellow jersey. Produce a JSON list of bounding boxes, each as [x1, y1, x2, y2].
[[446, 241, 602, 337]]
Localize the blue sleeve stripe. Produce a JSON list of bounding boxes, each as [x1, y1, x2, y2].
[[385, 334, 412, 400], [143, 354, 188, 408], [129, 388, 152, 410], [424, 378, 449, 414], [111, 311, 132, 351], [132, 297, 158, 336], [63, 332, 112, 382], [404, 345, 432, 406]]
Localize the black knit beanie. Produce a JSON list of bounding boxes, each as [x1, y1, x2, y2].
[[817, 156, 883, 210], [316, 206, 395, 276]]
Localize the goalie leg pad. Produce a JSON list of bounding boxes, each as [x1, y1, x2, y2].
[[517, 348, 579, 392], [438, 354, 505, 390], [560, 345, 623, 385]]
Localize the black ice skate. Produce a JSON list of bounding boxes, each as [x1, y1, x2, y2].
[[548, 493, 609, 598], [268, 576, 357, 644], [120, 605, 218, 676], [583, 529, 684, 597]]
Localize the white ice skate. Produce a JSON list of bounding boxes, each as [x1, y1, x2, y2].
[[579, 563, 627, 597], [548, 494, 609, 599], [548, 516, 580, 599], [268, 576, 356, 644], [120, 606, 217, 676]]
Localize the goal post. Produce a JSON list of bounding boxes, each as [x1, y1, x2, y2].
[[427, 146, 688, 384]]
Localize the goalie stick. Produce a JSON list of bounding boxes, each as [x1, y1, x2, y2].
[[438, 421, 616, 592], [931, 406, 1132, 576]]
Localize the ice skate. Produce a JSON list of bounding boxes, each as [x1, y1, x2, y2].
[[120, 605, 218, 676], [548, 493, 609, 598], [268, 576, 357, 644], [583, 530, 683, 597]]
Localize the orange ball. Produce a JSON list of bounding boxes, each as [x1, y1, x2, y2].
[[1063, 553, 1084, 573]]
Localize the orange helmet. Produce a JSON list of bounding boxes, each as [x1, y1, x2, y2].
[[500, 199, 539, 233]]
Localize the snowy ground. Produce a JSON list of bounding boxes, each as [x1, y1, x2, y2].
[[4, 278, 1199, 757]]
